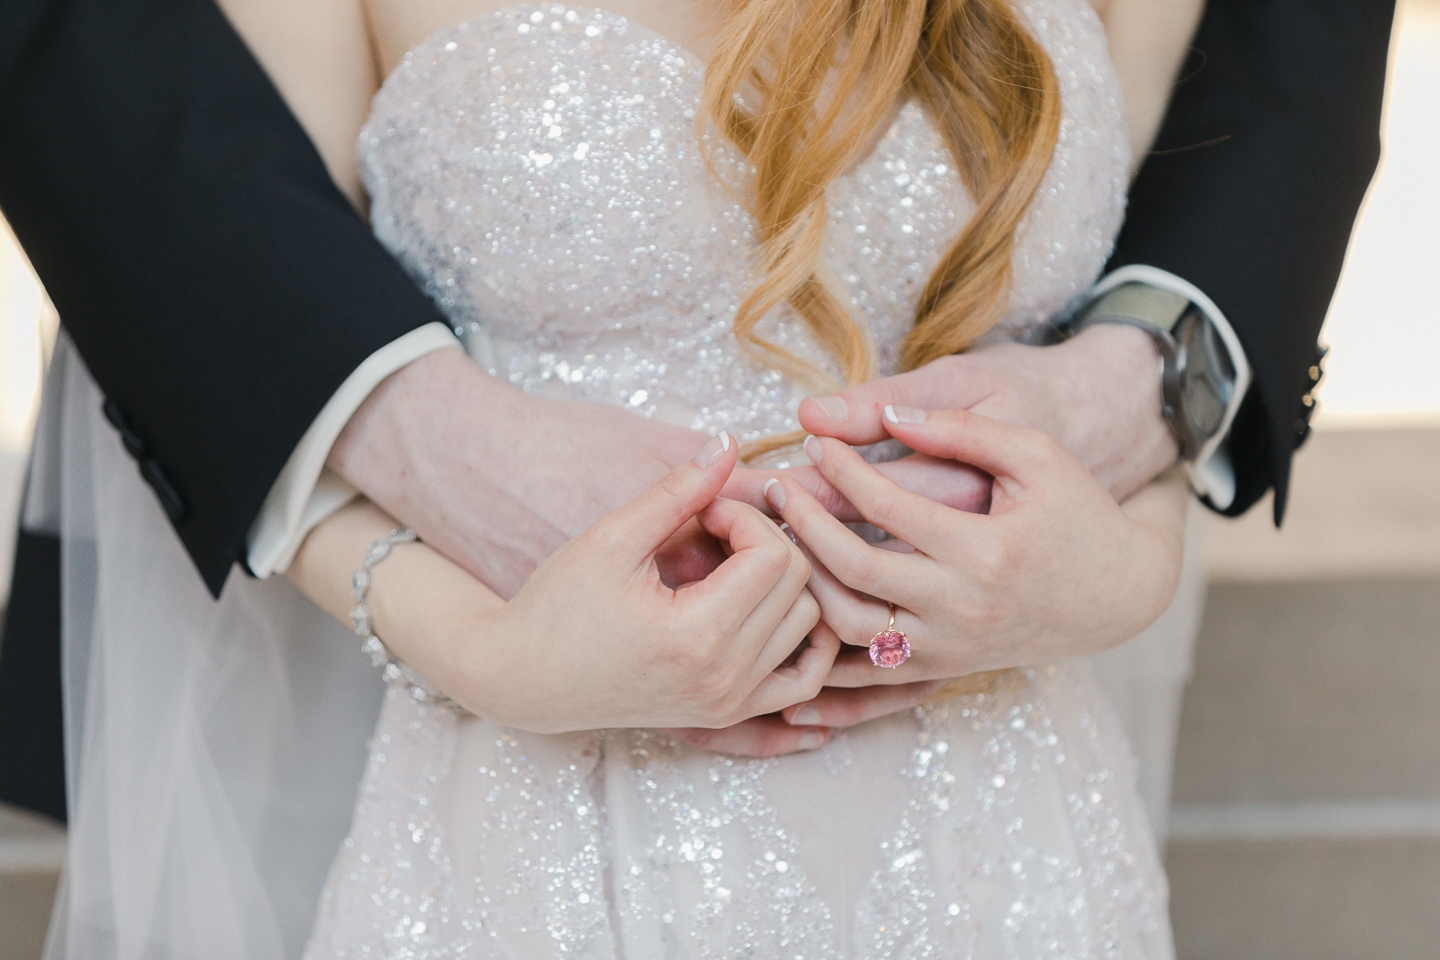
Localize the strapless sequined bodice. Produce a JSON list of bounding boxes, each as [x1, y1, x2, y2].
[[359, 0, 1130, 445], [309, 8, 1174, 957]]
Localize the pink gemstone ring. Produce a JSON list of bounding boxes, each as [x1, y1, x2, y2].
[[868, 603, 911, 668]]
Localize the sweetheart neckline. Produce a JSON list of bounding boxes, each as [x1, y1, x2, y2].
[[372, 2, 916, 185], [379, 4, 711, 94]]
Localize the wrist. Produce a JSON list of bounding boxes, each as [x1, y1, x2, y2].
[[1054, 323, 1180, 498], [326, 348, 541, 584], [328, 346, 497, 491]]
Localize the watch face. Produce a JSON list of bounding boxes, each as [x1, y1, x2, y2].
[[1178, 311, 1235, 440]]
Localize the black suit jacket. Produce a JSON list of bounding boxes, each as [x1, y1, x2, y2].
[[0, 0, 1397, 822], [1111, 0, 1394, 523]]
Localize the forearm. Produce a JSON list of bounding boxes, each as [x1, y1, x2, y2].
[[327, 348, 716, 597], [326, 349, 564, 594], [1120, 469, 1189, 550], [286, 498, 505, 693]]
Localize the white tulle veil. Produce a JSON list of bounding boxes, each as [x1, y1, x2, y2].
[[29, 333, 383, 960]]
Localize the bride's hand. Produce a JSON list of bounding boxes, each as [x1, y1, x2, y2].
[[290, 434, 836, 732], [761, 408, 1188, 691]]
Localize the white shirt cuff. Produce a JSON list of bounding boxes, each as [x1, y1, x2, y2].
[[245, 322, 461, 577], [1091, 265, 1253, 511]]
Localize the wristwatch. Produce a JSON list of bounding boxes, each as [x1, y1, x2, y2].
[[1063, 281, 1240, 463]]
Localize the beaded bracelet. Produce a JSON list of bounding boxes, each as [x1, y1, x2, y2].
[[349, 526, 465, 713]]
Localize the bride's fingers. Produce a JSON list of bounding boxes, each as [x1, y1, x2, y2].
[[801, 436, 954, 557], [598, 432, 738, 565], [870, 454, 992, 517], [763, 476, 931, 610], [740, 583, 824, 687], [683, 498, 803, 634], [736, 614, 840, 718], [801, 559, 906, 651], [780, 678, 949, 728], [878, 408, 1060, 491], [725, 464, 862, 522], [658, 715, 832, 758]]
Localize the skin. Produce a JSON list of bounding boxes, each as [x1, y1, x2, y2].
[[217, 0, 1205, 750], [770, 417, 1187, 691], [290, 436, 840, 731]]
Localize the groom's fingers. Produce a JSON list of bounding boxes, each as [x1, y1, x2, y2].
[[724, 464, 860, 522], [658, 715, 832, 758], [879, 409, 1058, 487], [871, 455, 993, 515], [780, 679, 949, 728], [797, 358, 983, 445], [728, 457, 991, 526]]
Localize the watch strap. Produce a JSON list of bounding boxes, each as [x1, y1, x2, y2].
[[1067, 282, 1197, 459], [1075, 283, 1192, 336]]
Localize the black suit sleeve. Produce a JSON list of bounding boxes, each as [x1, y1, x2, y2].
[[0, 0, 449, 596], [1110, 0, 1395, 523]]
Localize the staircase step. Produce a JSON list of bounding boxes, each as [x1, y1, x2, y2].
[[1172, 577, 1440, 805], [0, 871, 57, 960], [0, 802, 61, 960], [1167, 835, 1440, 960], [1206, 425, 1440, 582]]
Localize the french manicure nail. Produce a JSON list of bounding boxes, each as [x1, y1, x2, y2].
[[803, 435, 824, 464], [763, 477, 786, 511], [884, 404, 927, 425], [791, 707, 822, 726], [778, 522, 799, 545], [797, 730, 827, 750], [813, 395, 847, 424], [693, 432, 731, 468]]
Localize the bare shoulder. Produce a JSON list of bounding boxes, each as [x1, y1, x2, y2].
[[1087, 0, 1207, 162], [215, 0, 380, 206]]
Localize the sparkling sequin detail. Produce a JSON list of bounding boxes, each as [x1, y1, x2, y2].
[[309, 2, 1170, 957], [356, 0, 1130, 447]]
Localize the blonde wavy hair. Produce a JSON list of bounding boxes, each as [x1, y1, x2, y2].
[[701, 0, 1062, 461], [703, 0, 1060, 698]]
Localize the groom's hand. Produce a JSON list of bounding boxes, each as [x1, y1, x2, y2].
[[325, 348, 851, 596], [329, 349, 723, 597], [672, 325, 1184, 759], [327, 348, 993, 597], [799, 323, 1179, 503]]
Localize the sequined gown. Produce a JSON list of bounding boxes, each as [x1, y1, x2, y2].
[[305, 3, 1174, 957]]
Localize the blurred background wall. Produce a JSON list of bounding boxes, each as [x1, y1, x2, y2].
[[0, 1, 1437, 958]]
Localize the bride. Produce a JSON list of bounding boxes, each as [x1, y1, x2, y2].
[[39, 0, 1201, 956]]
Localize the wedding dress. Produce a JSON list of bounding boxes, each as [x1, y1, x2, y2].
[[303, 3, 1175, 957]]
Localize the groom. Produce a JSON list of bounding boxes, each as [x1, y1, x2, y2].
[[0, 0, 1396, 821]]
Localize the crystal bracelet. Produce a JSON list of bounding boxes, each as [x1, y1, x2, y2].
[[349, 526, 465, 713]]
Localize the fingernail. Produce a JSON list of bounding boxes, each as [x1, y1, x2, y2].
[[693, 432, 731, 468], [803, 435, 823, 464], [763, 478, 786, 511], [884, 405, 926, 425], [791, 707, 821, 726], [797, 730, 827, 750], [813, 395, 847, 423], [778, 522, 799, 545]]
